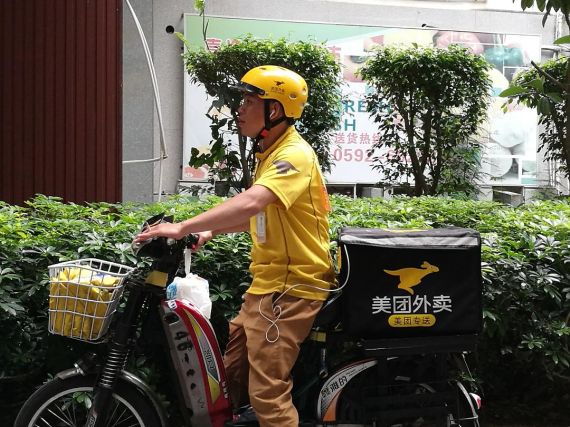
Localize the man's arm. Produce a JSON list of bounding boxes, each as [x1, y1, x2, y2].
[[212, 222, 250, 236], [192, 222, 249, 251], [134, 185, 276, 242]]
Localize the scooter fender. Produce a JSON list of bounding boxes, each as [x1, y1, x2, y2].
[[316, 358, 378, 423], [160, 299, 232, 427]]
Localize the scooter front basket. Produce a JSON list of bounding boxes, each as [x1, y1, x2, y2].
[[47, 258, 133, 342]]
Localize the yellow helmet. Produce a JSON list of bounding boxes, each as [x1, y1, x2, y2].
[[236, 65, 308, 119]]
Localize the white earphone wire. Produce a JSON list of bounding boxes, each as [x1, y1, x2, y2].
[[258, 244, 351, 343]]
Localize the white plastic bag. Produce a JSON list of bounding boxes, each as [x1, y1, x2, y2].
[[165, 249, 212, 319]]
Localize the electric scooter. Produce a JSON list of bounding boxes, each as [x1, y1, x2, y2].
[[15, 213, 482, 427]]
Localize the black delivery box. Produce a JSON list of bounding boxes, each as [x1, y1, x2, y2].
[[338, 227, 482, 339]]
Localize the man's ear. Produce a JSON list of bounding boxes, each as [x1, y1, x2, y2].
[[271, 102, 284, 118]]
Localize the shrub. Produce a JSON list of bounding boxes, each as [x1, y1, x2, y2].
[[180, 36, 343, 192], [1, 194, 568, 423], [359, 45, 491, 196]]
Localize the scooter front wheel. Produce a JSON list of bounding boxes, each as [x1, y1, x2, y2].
[[15, 375, 162, 427]]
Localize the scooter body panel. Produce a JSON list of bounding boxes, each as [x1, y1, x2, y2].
[[316, 358, 378, 422], [161, 299, 232, 427]]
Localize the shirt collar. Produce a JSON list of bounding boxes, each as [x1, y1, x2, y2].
[[255, 126, 297, 161]]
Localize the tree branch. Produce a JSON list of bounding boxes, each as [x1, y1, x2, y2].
[[397, 95, 425, 195], [419, 110, 433, 172], [233, 111, 252, 189], [530, 60, 568, 92]]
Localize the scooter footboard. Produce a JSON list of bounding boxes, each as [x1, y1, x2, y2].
[[160, 299, 232, 427]]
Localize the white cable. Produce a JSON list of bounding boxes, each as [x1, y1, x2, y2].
[[124, 0, 169, 201], [157, 154, 164, 200], [123, 156, 164, 165], [259, 245, 352, 343], [125, 0, 167, 157], [258, 295, 282, 343]]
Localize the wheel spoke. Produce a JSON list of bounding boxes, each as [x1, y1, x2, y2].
[[36, 416, 55, 427], [19, 378, 157, 427], [70, 402, 78, 427], [106, 401, 122, 426], [45, 406, 75, 426], [110, 403, 135, 426], [62, 398, 79, 427]]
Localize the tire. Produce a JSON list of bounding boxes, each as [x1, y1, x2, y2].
[[14, 375, 162, 427], [448, 381, 480, 427]]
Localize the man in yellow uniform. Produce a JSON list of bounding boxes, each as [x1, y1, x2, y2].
[[134, 65, 335, 427]]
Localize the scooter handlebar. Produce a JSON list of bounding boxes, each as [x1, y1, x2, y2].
[[185, 233, 200, 250]]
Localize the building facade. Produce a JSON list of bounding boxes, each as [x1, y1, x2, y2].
[[93, 1, 570, 202]]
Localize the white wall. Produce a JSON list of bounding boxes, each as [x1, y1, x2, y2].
[[122, 0, 557, 201]]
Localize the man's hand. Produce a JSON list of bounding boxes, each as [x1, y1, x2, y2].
[[192, 231, 214, 251], [133, 222, 185, 243]]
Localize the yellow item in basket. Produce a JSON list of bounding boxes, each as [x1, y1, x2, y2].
[[57, 267, 90, 282], [90, 275, 119, 287], [50, 268, 118, 340]]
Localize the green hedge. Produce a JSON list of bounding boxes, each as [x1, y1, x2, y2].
[[1, 194, 569, 423]]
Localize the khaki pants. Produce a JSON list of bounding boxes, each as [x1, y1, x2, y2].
[[223, 292, 322, 427]]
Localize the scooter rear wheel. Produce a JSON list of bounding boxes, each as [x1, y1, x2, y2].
[[15, 375, 162, 427], [336, 371, 479, 427]]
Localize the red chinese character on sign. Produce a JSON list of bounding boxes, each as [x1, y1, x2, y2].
[[347, 132, 358, 144], [360, 133, 370, 145], [205, 38, 222, 51], [335, 132, 346, 144]]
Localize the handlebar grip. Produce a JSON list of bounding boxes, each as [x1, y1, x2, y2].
[[186, 233, 200, 249]]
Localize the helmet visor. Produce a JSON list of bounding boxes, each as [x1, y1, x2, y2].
[[229, 81, 265, 96]]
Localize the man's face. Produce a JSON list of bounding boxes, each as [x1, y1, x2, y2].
[[237, 94, 265, 138]]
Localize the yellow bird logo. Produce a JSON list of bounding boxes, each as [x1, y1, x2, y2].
[[384, 261, 439, 295]]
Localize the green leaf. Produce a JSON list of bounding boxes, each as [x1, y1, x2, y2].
[[499, 86, 529, 97], [0, 303, 17, 316], [527, 78, 545, 92], [546, 91, 564, 103], [553, 35, 570, 45], [537, 96, 553, 114], [542, 10, 550, 26], [194, 0, 205, 14], [175, 32, 192, 50]]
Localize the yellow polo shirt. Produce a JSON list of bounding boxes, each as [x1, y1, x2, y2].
[[248, 126, 334, 301]]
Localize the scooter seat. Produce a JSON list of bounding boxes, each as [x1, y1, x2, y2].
[[312, 290, 342, 329]]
